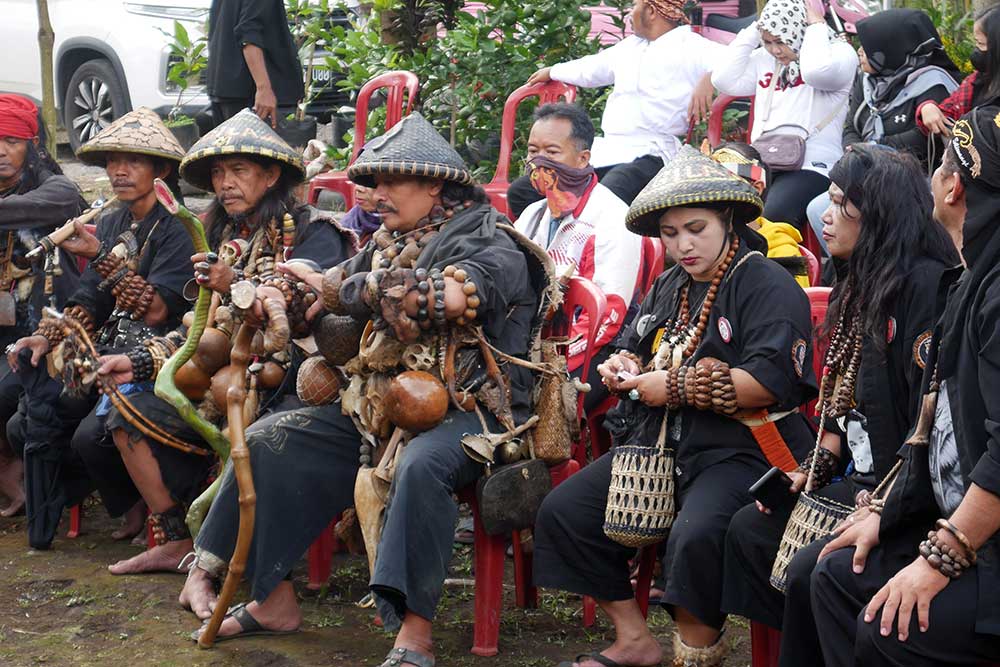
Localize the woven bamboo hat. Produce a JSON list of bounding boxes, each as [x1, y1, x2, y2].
[[180, 109, 305, 191], [76, 107, 185, 167], [626, 145, 764, 237], [347, 112, 473, 188]]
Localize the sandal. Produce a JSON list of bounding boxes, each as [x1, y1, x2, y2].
[[189, 602, 300, 643], [556, 653, 662, 667], [377, 647, 435, 667]]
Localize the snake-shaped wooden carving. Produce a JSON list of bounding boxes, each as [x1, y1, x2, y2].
[[152, 179, 255, 649]]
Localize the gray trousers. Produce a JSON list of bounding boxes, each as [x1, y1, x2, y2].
[[372, 409, 487, 631]]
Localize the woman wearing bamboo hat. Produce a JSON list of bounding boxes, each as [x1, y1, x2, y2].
[[533, 145, 817, 667]]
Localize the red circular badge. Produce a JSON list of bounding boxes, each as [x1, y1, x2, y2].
[[718, 317, 732, 343]]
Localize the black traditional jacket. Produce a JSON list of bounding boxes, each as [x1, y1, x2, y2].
[[607, 241, 817, 491], [337, 202, 543, 423], [68, 202, 194, 350]]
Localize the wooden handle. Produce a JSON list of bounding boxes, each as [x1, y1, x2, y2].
[[27, 196, 118, 259]]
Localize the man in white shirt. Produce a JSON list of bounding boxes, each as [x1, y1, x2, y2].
[[508, 0, 723, 218], [515, 103, 643, 409]]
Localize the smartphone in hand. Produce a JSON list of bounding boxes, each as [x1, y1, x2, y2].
[[749, 466, 795, 511]]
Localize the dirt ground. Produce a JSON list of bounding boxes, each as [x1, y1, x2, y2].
[[0, 158, 755, 667], [0, 500, 754, 667]]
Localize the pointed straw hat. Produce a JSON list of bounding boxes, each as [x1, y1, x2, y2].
[[347, 112, 473, 187], [626, 145, 764, 237], [76, 107, 186, 167], [180, 109, 305, 191]]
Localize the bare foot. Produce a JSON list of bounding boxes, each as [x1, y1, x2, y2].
[[194, 581, 301, 639], [179, 565, 218, 620], [111, 501, 147, 540], [0, 456, 25, 517], [575, 637, 663, 667], [108, 539, 193, 575]]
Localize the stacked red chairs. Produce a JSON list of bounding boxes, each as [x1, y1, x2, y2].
[[482, 81, 577, 218], [307, 70, 420, 212]]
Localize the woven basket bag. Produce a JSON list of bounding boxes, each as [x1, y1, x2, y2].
[[770, 490, 853, 591], [603, 416, 675, 548]]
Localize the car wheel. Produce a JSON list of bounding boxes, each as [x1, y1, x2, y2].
[[63, 59, 129, 153]]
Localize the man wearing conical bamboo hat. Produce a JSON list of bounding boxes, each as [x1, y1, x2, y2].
[[5, 107, 197, 550]]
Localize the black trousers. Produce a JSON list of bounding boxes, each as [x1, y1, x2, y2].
[[811, 533, 1000, 666], [0, 362, 23, 453], [722, 480, 859, 667], [196, 403, 361, 603], [762, 169, 830, 231], [534, 451, 766, 629], [506, 154, 665, 219]]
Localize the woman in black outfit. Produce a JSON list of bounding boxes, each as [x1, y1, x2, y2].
[[721, 146, 960, 667], [843, 9, 962, 171], [533, 146, 817, 667]]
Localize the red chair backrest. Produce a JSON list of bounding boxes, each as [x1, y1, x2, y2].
[[490, 81, 577, 186], [804, 286, 832, 417], [350, 70, 420, 164], [559, 277, 607, 419], [637, 237, 665, 301], [798, 243, 821, 287], [707, 94, 755, 147]]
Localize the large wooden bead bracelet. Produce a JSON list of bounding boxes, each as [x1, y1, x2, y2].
[[662, 359, 738, 416], [796, 447, 839, 488], [919, 524, 975, 579], [443, 265, 480, 326]]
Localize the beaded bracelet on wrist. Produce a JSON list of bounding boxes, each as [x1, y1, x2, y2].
[[797, 447, 839, 488], [936, 519, 977, 564], [34, 319, 66, 345], [429, 268, 447, 331], [617, 350, 643, 368], [126, 346, 155, 383], [413, 268, 433, 331], [443, 265, 479, 326], [64, 305, 95, 335], [919, 528, 974, 579]]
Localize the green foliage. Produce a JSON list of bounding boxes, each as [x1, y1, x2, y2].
[[905, 0, 976, 74], [287, 0, 336, 118], [322, 0, 603, 179], [164, 20, 207, 122]]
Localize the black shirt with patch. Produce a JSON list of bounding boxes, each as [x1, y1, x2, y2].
[[607, 242, 818, 490]]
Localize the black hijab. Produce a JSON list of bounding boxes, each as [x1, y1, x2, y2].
[[938, 106, 1000, 378], [856, 9, 962, 107]]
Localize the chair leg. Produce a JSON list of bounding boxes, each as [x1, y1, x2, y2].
[[471, 497, 504, 657], [67, 504, 82, 539], [583, 595, 597, 627], [308, 520, 335, 591], [750, 621, 781, 667], [512, 529, 537, 609], [635, 545, 656, 619]]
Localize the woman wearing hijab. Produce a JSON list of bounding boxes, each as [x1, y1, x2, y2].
[[712, 0, 858, 232], [844, 9, 961, 170], [533, 146, 817, 667]]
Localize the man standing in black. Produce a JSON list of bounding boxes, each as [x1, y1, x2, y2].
[[206, 0, 304, 127]]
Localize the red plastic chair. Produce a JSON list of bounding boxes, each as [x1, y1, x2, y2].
[[483, 81, 577, 218], [798, 244, 821, 287], [306, 512, 344, 590], [707, 95, 755, 147], [307, 71, 420, 211]]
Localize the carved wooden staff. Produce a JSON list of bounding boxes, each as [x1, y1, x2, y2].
[[26, 196, 119, 260], [198, 320, 256, 649]]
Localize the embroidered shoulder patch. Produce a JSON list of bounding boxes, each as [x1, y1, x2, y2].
[[792, 338, 807, 378], [887, 317, 896, 344], [913, 331, 933, 369], [636, 313, 655, 338], [717, 317, 732, 343]]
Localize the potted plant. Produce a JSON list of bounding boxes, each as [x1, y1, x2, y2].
[[163, 20, 207, 150], [279, 0, 329, 150]]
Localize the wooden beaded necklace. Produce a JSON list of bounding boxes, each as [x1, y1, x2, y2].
[[654, 235, 739, 371], [372, 200, 473, 271], [819, 287, 863, 419]]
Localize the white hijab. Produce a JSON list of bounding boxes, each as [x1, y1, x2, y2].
[[758, 0, 809, 86]]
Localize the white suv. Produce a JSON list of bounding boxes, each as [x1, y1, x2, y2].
[[1, 0, 214, 151]]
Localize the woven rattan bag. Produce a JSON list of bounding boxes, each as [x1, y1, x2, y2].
[[603, 415, 675, 548], [769, 490, 853, 591], [531, 340, 580, 464]]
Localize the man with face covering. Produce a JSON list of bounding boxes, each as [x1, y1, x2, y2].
[[808, 107, 1000, 666], [514, 103, 642, 409], [843, 8, 961, 170]]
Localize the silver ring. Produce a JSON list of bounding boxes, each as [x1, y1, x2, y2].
[[4, 344, 14, 354], [628, 389, 641, 401]]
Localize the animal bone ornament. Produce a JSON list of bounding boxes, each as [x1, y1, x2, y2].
[[150, 179, 257, 649]]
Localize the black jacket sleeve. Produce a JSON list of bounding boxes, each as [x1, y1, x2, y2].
[[969, 282, 1000, 499], [233, 0, 266, 47], [842, 79, 865, 148], [0, 174, 84, 231]]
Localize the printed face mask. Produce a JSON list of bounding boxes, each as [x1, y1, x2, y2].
[[527, 155, 596, 218]]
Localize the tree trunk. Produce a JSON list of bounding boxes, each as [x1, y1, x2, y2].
[[974, 0, 1000, 16], [35, 0, 58, 158]]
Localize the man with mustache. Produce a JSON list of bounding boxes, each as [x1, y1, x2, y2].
[[6, 108, 194, 549], [175, 114, 549, 661], [94, 108, 353, 576], [0, 94, 86, 517], [515, 103, 642, 410]]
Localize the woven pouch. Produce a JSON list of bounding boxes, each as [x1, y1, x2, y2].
[[531, 341, 579, 464], [603, 416, 675, 547], [770, 491, 853, 592]]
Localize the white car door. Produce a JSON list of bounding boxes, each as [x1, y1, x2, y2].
[[0, 0, 43, 99]]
